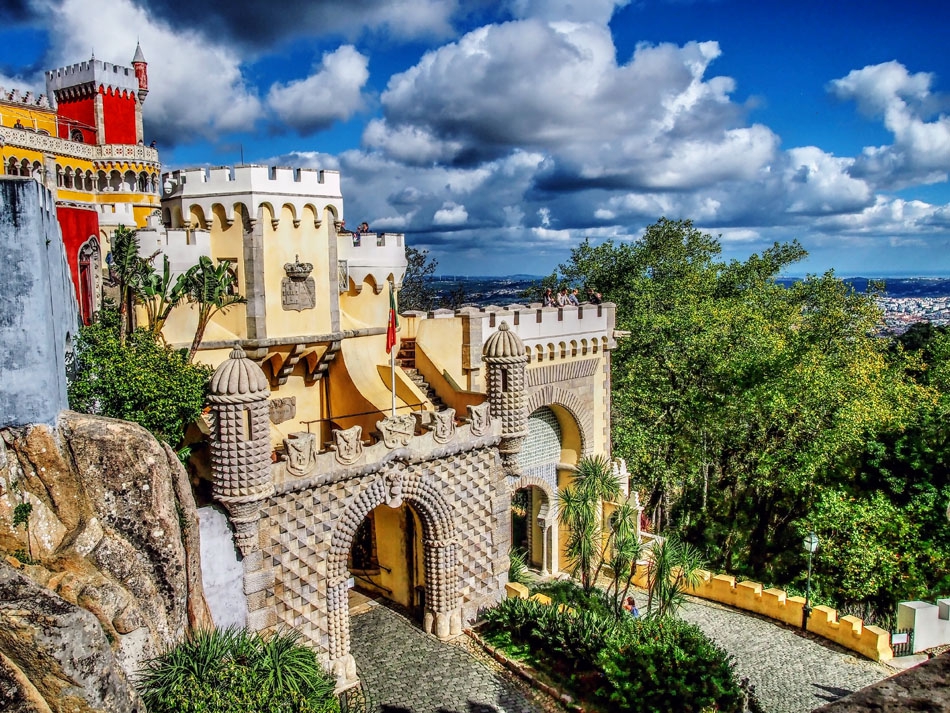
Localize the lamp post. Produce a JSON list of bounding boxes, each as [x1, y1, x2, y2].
[[802, 531, 819, 631]]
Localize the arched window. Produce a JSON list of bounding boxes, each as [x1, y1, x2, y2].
[[7, 158, 19, 176], [63, 167, 74, 189], [71, 129, 84, 143]]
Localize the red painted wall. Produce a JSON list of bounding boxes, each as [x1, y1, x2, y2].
[[56, 206, 100, 323], [101, 88, 137, 145], [56, 97, 97, 143]]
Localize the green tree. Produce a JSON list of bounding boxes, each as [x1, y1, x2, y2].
[[184, 256, 246, 362], [559, 218, 924, 596], [68, 320, 211, 446], [399, 246, 438, 312]]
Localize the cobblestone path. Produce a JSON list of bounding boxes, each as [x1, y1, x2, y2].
[[349, 603, 552, 713], [678, 596, 891, 713]]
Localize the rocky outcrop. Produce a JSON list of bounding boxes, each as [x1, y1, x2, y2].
[[0, 411, 213, 712], [0, 561, 140, 712]]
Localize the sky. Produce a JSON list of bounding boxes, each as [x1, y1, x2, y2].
[[2, 0, 950, 277]]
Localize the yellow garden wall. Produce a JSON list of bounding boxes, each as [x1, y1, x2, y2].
[[506, 569, 892, 662], [665, 567, 892, 662]]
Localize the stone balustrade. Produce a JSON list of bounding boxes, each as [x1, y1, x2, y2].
[[0, 126, 159, 164]]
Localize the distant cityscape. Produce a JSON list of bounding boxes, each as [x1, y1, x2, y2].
[[431, 275, 950, 335]]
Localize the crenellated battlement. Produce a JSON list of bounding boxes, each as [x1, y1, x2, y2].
[[338, 231, 407, 293], [404, 301, 617, 361], [164, 164, 342, 199], [46, 58, 139, 97], [0, 88, 52, 108], [161, 164, 344, 230]]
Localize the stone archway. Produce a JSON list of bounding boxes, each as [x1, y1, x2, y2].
[[508, 474, 558, 575], [523, 385, 594, 458], [77, 237, 102, 325], [325, 462, 461, 686]]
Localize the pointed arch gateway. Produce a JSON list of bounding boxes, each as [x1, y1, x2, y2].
[[324, 461, 461, 684]]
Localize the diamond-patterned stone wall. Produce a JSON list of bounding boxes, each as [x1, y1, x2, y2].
[[255, 440, 508, 665]]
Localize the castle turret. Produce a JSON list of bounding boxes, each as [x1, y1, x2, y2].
[[208, 345, 273, 555], [483, 320, 528, 474], [132, 43, 148, 103]]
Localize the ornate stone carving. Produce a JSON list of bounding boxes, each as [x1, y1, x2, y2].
[[283, 432, 318, 477], [467, 402, 491, 436], [432, 408, 456, 444], [269, 396, 296, 424], [332, 425, 363, 465], [385, 470, 404, 508], [377, 414, 415, 448], [280, 277, 315, 311]]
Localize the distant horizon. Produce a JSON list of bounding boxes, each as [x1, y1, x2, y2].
[[430, 272, 950, 280]]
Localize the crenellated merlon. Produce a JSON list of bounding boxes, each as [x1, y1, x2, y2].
[[161, 164, 344, 231]]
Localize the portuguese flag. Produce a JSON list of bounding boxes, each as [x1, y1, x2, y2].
[[386, 280, 399, 354]]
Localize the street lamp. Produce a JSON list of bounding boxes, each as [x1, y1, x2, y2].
[[802, 531, 819, 631]]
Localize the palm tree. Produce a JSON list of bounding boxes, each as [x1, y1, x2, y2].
[[184, 256, 246, 362], [604, 499, 644, 612], [140, 254, 190, 342], [109, 225, 153, 343], [644, 534, 705, 619], [558, 454, 622, 593]]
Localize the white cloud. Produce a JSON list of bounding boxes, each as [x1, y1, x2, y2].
[[267, 46, 369, 134], [433, 201, 469, 225], [507, 0, 630, 25], [830, 61, 950, 189], [38, 0, 262, 144]]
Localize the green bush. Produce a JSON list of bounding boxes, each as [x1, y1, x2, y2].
[[137, 627, 339, 713], [532, 578, 617, 618], [599, 617, 743, 712], [482, 597, 743, 713], [67, 321, 211, 447]]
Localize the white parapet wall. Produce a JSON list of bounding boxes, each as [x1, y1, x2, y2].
[[162, 164, 343, 227], [898, 599, 950, 653]]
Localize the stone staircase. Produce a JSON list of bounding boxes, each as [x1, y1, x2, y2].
[[395, 338, 445, 411]]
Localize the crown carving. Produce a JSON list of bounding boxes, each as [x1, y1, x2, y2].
[[284, 255, 313, 280]]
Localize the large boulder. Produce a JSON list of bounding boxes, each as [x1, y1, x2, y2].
[[0, 411, 212, 711], [0, 561, 140, 712]]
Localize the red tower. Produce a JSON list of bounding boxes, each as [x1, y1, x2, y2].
[[46, 50, 146, 146]]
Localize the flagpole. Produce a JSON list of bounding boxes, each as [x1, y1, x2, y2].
[[390, 336, 396, 418], [390, 279, 397, 417]]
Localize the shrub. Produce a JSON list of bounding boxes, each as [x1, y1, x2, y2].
[[481, 597, 743, 713], [137, 627, 338, 713], [599, 617, 743, 712], [67, 321, 211, 447]]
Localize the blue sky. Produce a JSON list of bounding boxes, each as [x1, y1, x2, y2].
[[2, 0, 950, 277]]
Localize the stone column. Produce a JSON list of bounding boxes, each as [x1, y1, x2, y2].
[[326, 575, 357, 688], [423, 538, 461, 639], [243, 217, 267, 340], [207, 346, 275, 632]]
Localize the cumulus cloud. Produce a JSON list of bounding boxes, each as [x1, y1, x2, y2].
[[38, 0, 262, 144], [370, 20, 777, 194], [830, 61, 950, 189], [507, 0, 630, 25], [433, 201, 469, 225], [267, 46, 369, 134]]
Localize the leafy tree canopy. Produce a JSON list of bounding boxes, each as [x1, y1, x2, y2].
[[68, 317, 211, 447], [558, 218, 942, 615]]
